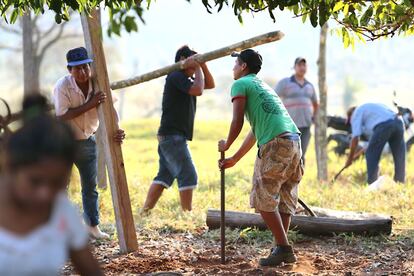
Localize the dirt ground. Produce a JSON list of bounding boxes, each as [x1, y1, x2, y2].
[[64, 227, 414, 275]]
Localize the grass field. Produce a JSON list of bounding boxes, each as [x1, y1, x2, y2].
[[68, 119, 414, 233]]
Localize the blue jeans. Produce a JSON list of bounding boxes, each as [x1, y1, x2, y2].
[[298, 127, 311, 164], [153, 135, 198, 191], [74, 136, 100, 226], [366, 118, 406, 184]]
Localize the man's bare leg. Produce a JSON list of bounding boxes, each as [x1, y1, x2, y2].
[[260, 211, 290, 246], [143, 183, 165, 211], [280, 212, 292, 234], [259, 210, 296, 266], [179, 189, 193, 211]]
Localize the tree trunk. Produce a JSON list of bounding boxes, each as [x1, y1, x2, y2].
[[206, 209, 392, 236], [315, 23, 329, 181], [22, 12, 40, 95]]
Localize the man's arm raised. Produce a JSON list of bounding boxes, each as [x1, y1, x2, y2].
[[200, 63, 215, 89]]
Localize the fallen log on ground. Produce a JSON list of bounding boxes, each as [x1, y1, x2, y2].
[[206, 209, 392, 236], [110, 30, 284, 90]]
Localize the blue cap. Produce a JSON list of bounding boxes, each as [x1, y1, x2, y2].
[[66, 47, 93, 67]]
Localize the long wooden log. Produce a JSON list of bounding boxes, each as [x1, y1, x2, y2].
[[206, 209, 392, 236], [110, 30, 284, 90]]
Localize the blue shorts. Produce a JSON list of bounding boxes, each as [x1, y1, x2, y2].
[[153, 135, 198, 191]]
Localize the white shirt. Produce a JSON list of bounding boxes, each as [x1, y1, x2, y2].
[[0, 193, 89, 276], [351, 103, 397, 139], [53, 75, 99, 140]]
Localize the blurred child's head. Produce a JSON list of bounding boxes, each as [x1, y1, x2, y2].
[[2, 95, 76, 209]]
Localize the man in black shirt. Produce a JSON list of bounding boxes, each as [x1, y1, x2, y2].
[[143, 46, 215, 212]]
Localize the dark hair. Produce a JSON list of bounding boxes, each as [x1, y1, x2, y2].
[[175, 45, 197, 63], [237, 57, 261, 74], [4, 95, 76, 170], [234, 49, 262, 75]]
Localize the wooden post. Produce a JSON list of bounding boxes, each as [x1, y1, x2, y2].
[[96, 126, 108, 190], [220, 151, 226, 264], [81, 9, 138, 253]]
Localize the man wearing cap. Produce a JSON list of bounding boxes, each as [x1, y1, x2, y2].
[[345, 103, 405, 184], [275, 57, 319, 164], [219, 49, 303, 266], [53, 47, 125, 239], [142, 45, 215, 212]]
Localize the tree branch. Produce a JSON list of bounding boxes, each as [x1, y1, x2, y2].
[[0, 44, 22, 52], [60, 32, 82, 40], [0, 23, 22, 35], [38, 22, 67, 63], [40, 10, 74, 40]]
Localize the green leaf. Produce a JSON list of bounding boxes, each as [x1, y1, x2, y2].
[[395, 5, 405, 16], [360, 6, 373, 26], [302, 12, 308, 23], [9, 9, 19, 23], [310, 9, 318, 27], [342, 27, 351, 48], [333, 2, 344, 12], [49, 0, 62, 13], [55, 13, 62, 24], [124, 15, 138, 32], [343, 4, 349, 16], [66, 0, 79, 11]]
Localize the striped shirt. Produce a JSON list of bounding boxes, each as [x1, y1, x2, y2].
[[275, 75, 318, 128]]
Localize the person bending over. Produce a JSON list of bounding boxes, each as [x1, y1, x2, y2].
[[219, 49, 303, 267], [345, 103, 405, 184]]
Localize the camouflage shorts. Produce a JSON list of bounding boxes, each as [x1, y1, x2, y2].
[[250, 136, 304, 214]]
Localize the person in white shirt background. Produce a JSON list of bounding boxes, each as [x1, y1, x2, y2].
[[0, 95, 102, 275], [53, 47, 125, 239]]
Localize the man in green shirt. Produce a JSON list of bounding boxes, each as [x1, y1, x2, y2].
[[218, 49, 303, 266]]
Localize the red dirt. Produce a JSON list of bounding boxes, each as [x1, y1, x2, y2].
[[64, 229, 414, 275]]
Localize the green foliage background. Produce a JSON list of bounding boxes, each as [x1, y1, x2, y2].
[[1, 1, 413, 42]]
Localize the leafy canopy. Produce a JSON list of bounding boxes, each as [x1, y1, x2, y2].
[[1, 0, 413, 42]]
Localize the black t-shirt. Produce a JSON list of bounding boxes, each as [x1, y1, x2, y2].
[[158, 71, 196, 140]]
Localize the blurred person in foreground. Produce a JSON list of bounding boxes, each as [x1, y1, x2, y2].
[[53, 47, 125, 239], [345, 103, 405, 184], [218, 49, 303, 266], [142, 45, 215, 212], [275, 57, 319, 164], [0, 95, 102, 276]]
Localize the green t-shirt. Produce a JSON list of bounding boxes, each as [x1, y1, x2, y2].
[[231, 74, 299, 146]]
